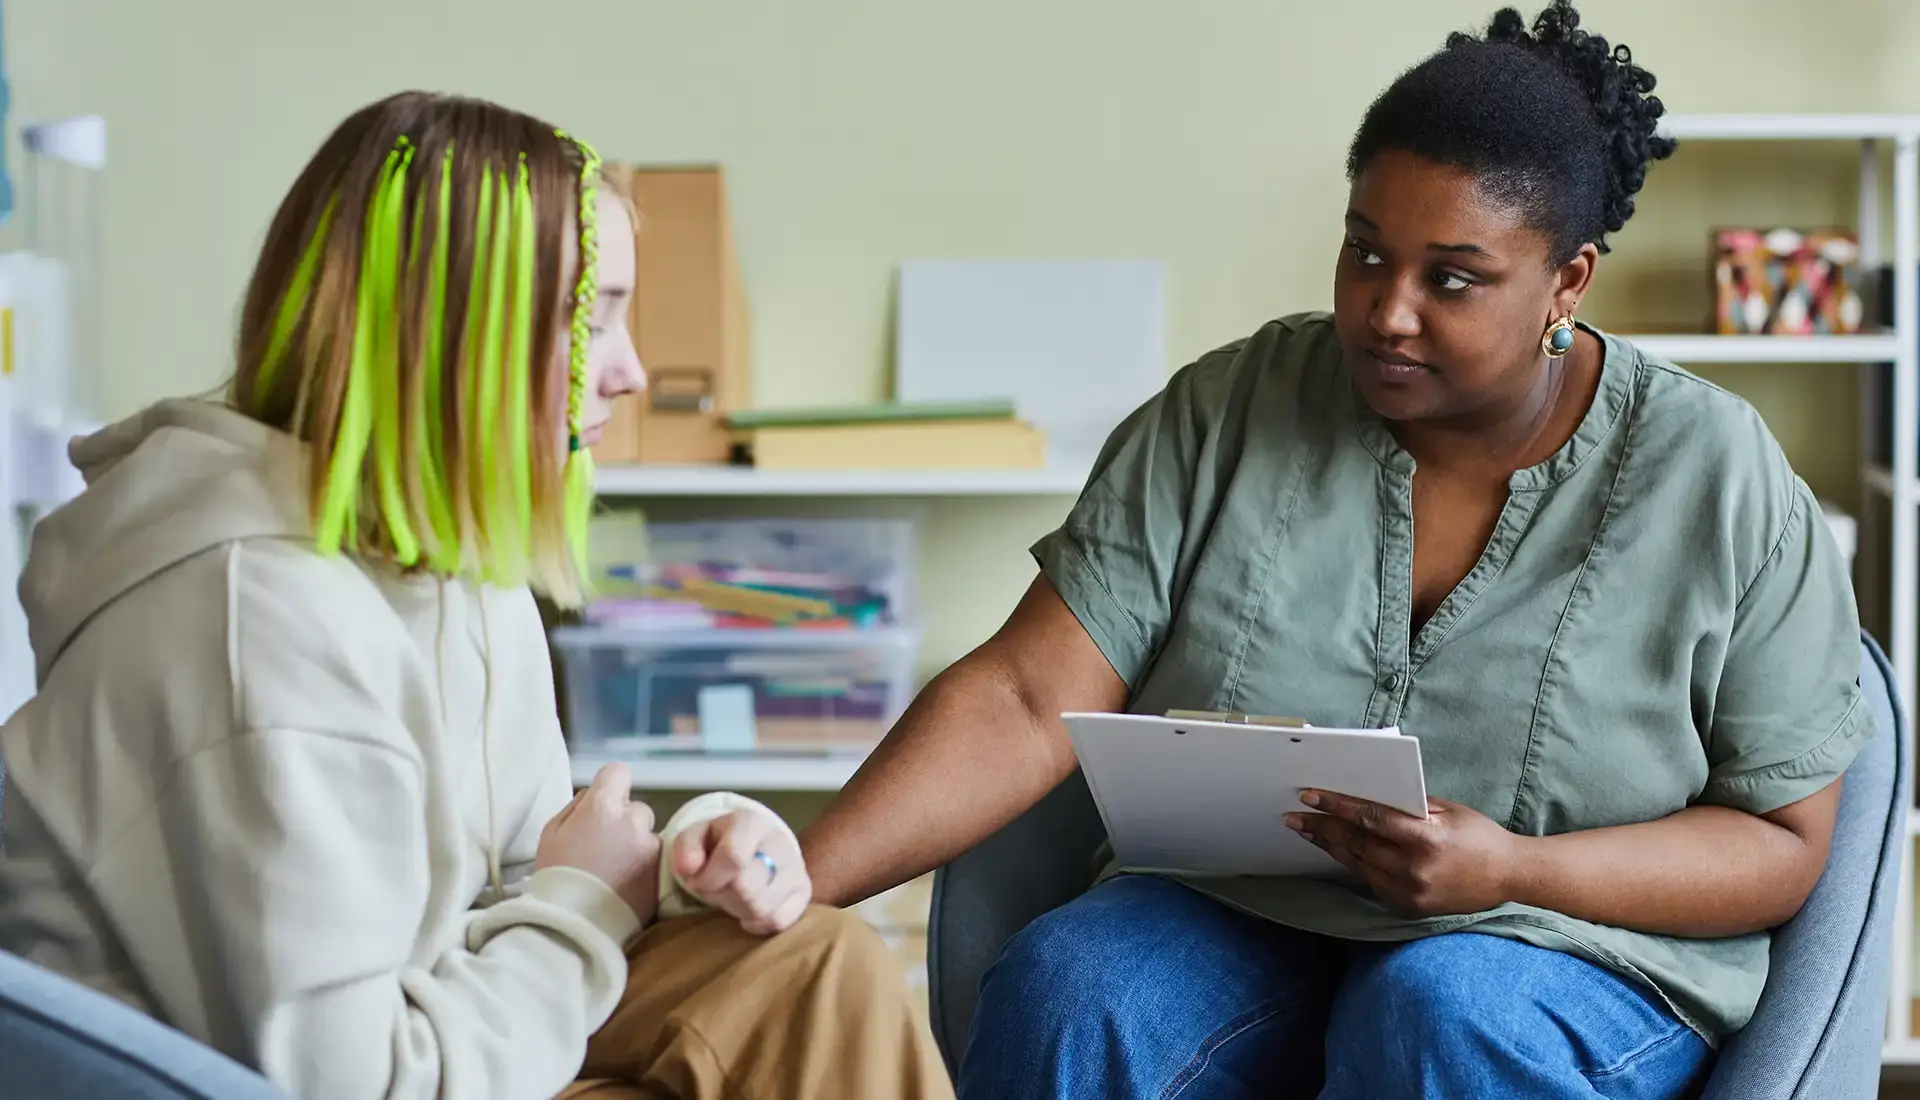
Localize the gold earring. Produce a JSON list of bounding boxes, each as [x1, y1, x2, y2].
[[1542, 315, 1576, 359]]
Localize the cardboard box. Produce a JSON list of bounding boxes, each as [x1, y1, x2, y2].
[[594, 165, 752, 465]]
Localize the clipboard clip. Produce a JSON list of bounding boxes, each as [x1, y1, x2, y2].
[[1164, 708, 1310, 729]]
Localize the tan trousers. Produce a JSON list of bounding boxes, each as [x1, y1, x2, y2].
[[557, 905, 954, 1100]]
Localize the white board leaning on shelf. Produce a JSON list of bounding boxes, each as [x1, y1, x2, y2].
[[894, 259, 1167, 468]]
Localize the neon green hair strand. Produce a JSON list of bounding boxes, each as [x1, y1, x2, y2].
[[504, 155, 536, 566], [369, 142, 421, 565], [414, 150, 460, 573], [558, 131, 602, 582], [470, 165, 513, 581], [254, 198, 337, 412], [315, 143, 413, 556]]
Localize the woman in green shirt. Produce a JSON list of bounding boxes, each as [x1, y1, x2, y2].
[[803, 2, 1870, 1096]]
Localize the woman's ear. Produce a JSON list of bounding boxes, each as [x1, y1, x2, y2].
[[1555, 242, 1601, 317]]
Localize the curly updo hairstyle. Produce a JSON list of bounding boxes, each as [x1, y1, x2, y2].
[[1347, 0, 1677, 265]]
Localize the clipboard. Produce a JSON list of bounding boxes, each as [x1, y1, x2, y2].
[[1062, 710, 1428, 879]]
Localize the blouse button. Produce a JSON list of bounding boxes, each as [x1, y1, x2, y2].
[[1383, 671, 1403, 693]]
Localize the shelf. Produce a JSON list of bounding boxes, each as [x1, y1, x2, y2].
[[1625, 333, 1900, 364], [1885, 1039, 1920, 1066], [594, 463, 1091, 497], [1659, 114, 1920, 142], [570, 747, 868, 791], [552, 623, 919, 650], [1869, 465, 1900, 499], [1867, 465, 1920, 505], [595, 336, 1902, 501]]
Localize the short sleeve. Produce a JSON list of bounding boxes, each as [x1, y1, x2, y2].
[[1700, 479, 1871, 814], [1030, 348, 1238, 691]]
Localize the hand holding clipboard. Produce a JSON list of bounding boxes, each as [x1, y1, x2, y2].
[[1062, 709, 1427, 879]]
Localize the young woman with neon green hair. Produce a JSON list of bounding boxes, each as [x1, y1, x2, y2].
[[0, 92, 950, 1100]]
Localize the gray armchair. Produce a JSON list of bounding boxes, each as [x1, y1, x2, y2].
[[0, 950, 289, 1099], [928, 632, 1911, 1098]]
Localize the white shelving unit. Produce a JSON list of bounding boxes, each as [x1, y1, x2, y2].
[[576, 111, 1920, 1062], [595, 462, 1091, 498], [1662, 114, 1920, 142], [1623, 333, 1901, 364], [569, 748, 864, 792], [583, 465, 1086, 795], [1644, 113, 1920, 1064]]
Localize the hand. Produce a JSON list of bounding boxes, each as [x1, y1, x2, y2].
[[671, 810, 811, 936], [1286, 790, 1519, 918], [536, 762, 663, 925]]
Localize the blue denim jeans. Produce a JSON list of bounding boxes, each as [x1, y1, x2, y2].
[[957, 874, 1711, 1100]]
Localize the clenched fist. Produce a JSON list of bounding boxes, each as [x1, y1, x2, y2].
[[672, 810, 811, 936], [536, 762, 663, 925]]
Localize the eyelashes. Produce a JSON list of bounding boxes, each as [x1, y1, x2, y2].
[[1345, 239, 1476, 294]]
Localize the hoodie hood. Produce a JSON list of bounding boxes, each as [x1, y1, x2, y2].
[[21, 399, 313, 684]]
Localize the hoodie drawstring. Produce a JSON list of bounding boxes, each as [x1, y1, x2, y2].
[[478, 592, 504, 904]]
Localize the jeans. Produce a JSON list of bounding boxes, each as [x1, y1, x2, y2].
[[957, 875, 1711, 1100]]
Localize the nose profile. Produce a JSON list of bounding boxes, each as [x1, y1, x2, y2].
[[606, 342, 646, 399], [1369, 276, 1421, 340]]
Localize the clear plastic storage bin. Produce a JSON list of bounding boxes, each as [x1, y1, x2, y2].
[[587, 517, 915, 632], [553, 624, 919, 756]]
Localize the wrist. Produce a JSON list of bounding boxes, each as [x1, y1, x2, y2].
[[625, 833, 671, 924], [1495, 832, 1544, 908], [524, 865, 645, 947], [632, 850, 664, 925], [795, 823, 845, 906]]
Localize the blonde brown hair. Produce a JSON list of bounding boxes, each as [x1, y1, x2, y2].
[[230, 90, 605, 606]]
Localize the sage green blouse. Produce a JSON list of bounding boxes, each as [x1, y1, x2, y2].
[[1035, 311, 1870, 1043]]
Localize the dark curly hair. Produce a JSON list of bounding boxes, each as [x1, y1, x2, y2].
[[1346, 0, 1676, 265]]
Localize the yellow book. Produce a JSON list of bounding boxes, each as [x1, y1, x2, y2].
[[647, 579, 836, 621], [742, 418, 1046, 471]]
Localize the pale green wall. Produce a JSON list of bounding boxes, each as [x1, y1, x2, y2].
[[11, 0, 1917, 682]]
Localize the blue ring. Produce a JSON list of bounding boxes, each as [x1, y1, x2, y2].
[[754, 849, 778, 883]]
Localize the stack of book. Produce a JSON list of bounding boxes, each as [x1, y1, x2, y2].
[[726, 398, 1045, 472]]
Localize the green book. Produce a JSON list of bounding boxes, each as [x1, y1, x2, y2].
[[726, 397, 1018, 431]]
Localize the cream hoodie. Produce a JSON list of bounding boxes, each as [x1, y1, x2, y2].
[[0, 399, 786, 1099]]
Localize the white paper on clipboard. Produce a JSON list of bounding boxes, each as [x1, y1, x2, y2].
[[1062, 711, 1428, 879]]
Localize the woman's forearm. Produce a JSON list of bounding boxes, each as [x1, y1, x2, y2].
[[800, 652, 1079, 907], [1501, 791, 1836, 937], [802, 576, 1128, 908]]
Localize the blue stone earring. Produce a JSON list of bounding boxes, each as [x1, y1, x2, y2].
[[1542, 315, 1576, 359]]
